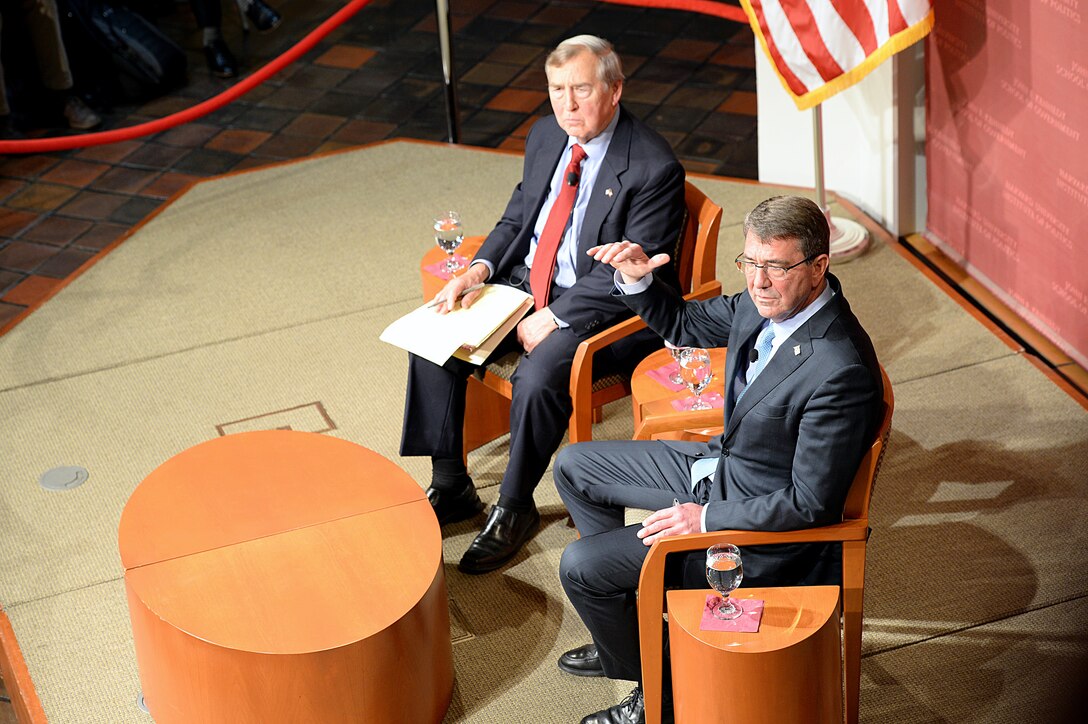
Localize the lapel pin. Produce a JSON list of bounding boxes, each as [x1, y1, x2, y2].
[[605, 188, 613, 197], [793, 345, 801, 356]]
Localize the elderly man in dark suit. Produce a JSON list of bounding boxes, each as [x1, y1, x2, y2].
[[400, 35, 685, 575], [554, 196, 884, 724]]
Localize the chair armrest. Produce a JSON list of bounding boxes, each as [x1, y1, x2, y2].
[[569, 282, 724, 398]]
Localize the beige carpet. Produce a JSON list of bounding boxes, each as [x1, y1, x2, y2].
[[1, 141, 1085, 723]]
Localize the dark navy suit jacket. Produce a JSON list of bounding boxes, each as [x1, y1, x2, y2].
[[622, 272, 883, 582], [476, 108, 685, 338]]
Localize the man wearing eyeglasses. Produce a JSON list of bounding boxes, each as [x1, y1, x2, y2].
[[553, 195, 884, 724]]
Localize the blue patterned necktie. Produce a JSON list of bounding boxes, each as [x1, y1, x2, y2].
[[739, 324, 775, 400]]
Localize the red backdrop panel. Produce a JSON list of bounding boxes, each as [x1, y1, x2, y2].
[[925, 0, 1088, 367]]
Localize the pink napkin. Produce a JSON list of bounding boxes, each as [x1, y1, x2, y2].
[[699, 595, 764, 632], [424, 255, 472, 280], [644, 362, 686, 391], [671, 391, 724, 411]]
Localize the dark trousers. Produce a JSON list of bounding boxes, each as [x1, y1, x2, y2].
[[399, 277, 661, 503], [190, 0, 221, 28], [554, 440, 700, 682], [401, 320, 581, 502], [554, 439, 844, 682]]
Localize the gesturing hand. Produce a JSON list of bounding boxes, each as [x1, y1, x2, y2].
[[587, 240, 671, 285], [636, 502, 703, 546]]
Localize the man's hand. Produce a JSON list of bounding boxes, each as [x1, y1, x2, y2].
[[587, 240, 671, 285], [517, 307, 558, 354], [636, 502, 703, 546], [430, 264, 488, 314]]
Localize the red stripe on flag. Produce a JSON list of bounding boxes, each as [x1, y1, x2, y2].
[[886, 0, 909, 34], [778, 0, 845, 82], [749, 0, 810, 95], [831, 0, 879, 55]]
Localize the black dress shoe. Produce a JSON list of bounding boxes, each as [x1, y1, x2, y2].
[[457, 504, 540, 574], [581, 686, 645, 724], [245, 0, 282, 33], [426, 483, 484, 526], [203, 38, 237, 78], [558, 643, 604, 677]]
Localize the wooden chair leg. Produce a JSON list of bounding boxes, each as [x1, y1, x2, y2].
[[463, 376, 511, 456], [842, 541, 867, 724]]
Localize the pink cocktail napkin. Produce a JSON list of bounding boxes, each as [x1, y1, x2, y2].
[[671, 391, 724, 411], [424, 255, 471, 280], [699, 595, 764, 632], [645, 362, 686, 391]]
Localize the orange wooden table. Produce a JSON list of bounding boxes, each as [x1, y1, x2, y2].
[[667, 585, 843, 724], [630, 346, 727, 439], [118, 430, 453, 723]]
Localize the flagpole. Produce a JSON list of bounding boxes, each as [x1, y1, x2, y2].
[[812, 105, 870, 261]]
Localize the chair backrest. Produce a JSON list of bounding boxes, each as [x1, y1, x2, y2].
[[842, 365, 894, 520], [673, 182, 722, 294]]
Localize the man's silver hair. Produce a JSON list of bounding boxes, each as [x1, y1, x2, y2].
[[546, 35, 624, 86]]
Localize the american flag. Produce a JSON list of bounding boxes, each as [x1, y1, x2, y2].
[[740, 0, 935, 109]]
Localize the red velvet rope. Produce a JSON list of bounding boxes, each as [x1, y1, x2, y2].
[[0, 0, 374, 155], [0, 0, 747, 156]]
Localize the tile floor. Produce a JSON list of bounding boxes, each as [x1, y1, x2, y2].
[[0, 0, 758, 331]]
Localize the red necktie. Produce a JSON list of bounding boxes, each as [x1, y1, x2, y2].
[[530, 144, 587, 309]]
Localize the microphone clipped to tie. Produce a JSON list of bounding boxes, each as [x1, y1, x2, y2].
[[566, 170, 580, 186], [749, 347, 759, 364]]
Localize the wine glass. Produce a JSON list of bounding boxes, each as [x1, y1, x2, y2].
[[679, 347, 714, 409], [664, 340, 687, 384], [705, 543, 744, 620], [434, 211, 464, 274]]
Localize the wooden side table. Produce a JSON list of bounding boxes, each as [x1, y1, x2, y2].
[[630, 346, 727, 439], [119, 430, 453, 723], [666, 585, 843, 724], [420, 235, 484, 301]]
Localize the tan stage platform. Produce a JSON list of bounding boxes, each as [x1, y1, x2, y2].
[[1, 141, 1086, 723], [119, 430, 453, 723]]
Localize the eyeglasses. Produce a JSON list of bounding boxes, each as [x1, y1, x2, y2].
[[734, 254, 815, 281]]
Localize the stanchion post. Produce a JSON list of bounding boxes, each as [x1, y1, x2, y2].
[[435, 0, 461, 144]]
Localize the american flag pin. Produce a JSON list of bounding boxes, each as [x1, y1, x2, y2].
[[793, 345, 801, 356], [605, 188, 613, 197]]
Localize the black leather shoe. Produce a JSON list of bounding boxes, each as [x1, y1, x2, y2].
[[245, 0, 282, 33], [558, 643, 604, 677], [581, 686, 645, 724], [426, 483, 483, 526], [203, 38, 237, 78], [457, 504, 540, 574]]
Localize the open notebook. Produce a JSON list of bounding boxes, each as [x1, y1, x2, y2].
[[380, 284, 534, 366]]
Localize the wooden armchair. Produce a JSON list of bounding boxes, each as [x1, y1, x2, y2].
[[460, 181, 724, 455], [636, 366, 894, 724]]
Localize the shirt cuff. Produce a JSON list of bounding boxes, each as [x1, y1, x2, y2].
[[470, 259, 494, 279], [613, 269, 653, 294], [699, 504, 708, 533]]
